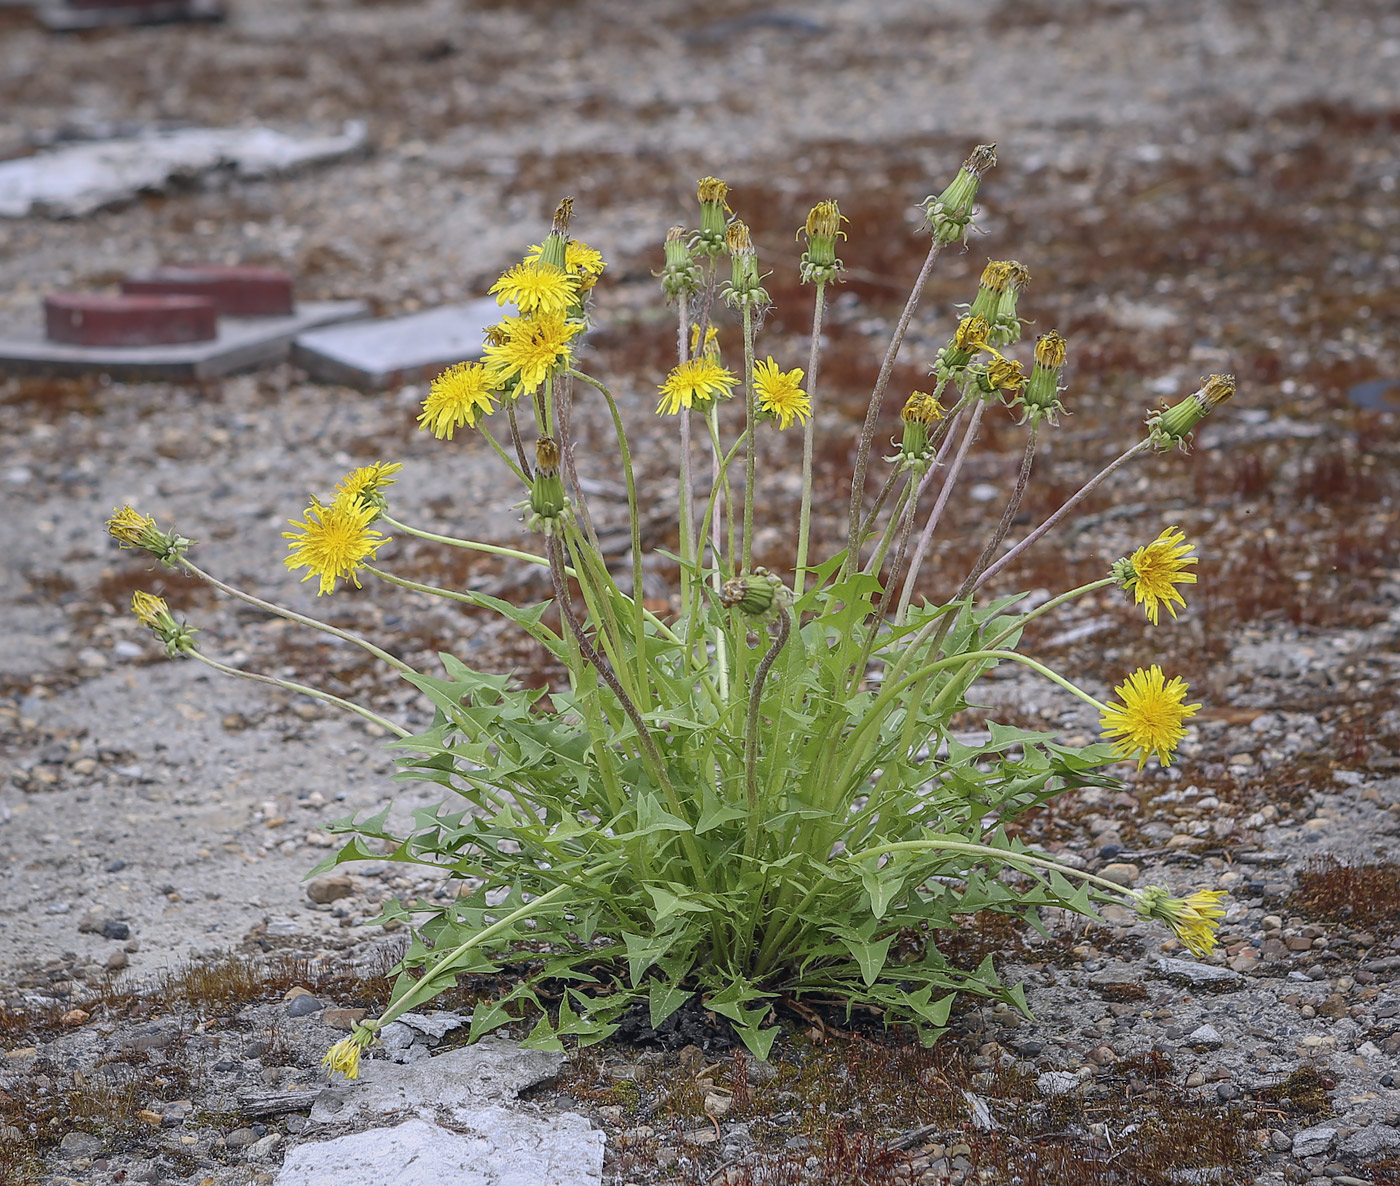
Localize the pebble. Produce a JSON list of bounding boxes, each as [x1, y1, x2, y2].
[[285, 994, 323, 1018], [1187, 1024, 1224, 1049], [1099, 862, 1140, 887], [306, 874, 354, 904], [226, 1127, 260, 1149], [1292, 1125, 1338, 1157], [1036, 1071, 1081, 1097]]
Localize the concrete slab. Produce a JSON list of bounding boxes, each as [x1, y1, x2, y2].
[[0, 300, 368, 381], [292, 299, 501, 391]]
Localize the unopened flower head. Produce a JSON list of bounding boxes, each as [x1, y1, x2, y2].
[[798, 199, 846, 284], [130, 591, 197, 657], [526, 238, 607, 291], [754, 358, 810, 430], [1133, 886, 1226, 958], [657, 357, 738, 415], [723, 220, 769, 309], [527, 436, 569, 533], [720, 568, 785, 617], [489, 260, 579, 318], [1099, 664, 1200, 771], [696, 176, 731, 255], [420, 362, 498, 438], [284, 494, 389, 596], [535, 196, 574, 270], [966, 260, 1016, 320], [335, 461, 403, 512], [1148, 374, 1236, 451], [897, 391, 944, 464], [1111, 526, 1197, 626], [106, 505, 193, 567], [989, 260, 1030, 345], [1020, 330, 1068, 425], [658, 225, 702, 302], [923, 143, 997, 246], [483, 311, 585, 397]]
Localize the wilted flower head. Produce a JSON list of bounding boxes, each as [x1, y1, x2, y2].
[[896, 391, 944, 466], [658, 225, 702, 302], [130, 591, 198, 657], [723, 220, 769, 309], [1133, 887, 1226, 957], [690, 322, 721, 362], [977, 356, 1026, 398], [106, 506, 193, 567], [1147, 374, 1236, 451], [696, 176, 731, 254], [526, 436, 569, 533], [1019, 330, 1068, 425], [720, 568, 785, 617]]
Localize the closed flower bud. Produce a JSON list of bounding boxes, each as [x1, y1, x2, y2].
[[720, 568, 784, 617], [526, 436, 570, 532], [537, 197, 574, 270], [798, 199, 846, 284], [130, 591, 198, 657], [923, 143, 997, 246], [1019, 330, 1068, 425], [896, 391, 944, 466], [989, 260, 1031, 346], [723, 220, 769, 309], [658, 225, 703, 302], [933, 314, 995, 380], [106, 505, 194, 567], [1148, 374, 1236, 451], [977, 357, 1026, 397], [696, 176, 731, 256]]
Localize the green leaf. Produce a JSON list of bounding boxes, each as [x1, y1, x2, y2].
[[736, 1023, 779, 1061], [631, 793, 692, 837], [837, 932, 897, 988], [858, 861, 905, 920], [646, 884, 708, 922], [648, 980, 690, 1029], [622, 930, 678, 986]]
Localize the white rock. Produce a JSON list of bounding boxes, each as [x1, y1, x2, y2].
[[961, 1090, 996, 1130], [1291, 1124, 1337, 1157], [1036, 1071, 1081, 1097], [274, 1116, 602, 1186], [1187, 1024, 1224, 1049]]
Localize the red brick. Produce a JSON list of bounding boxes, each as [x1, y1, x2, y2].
[[122, 266, 295, 317], [44, 293, 217, 347]]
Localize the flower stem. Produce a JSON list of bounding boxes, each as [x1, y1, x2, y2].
[[985, 577, 1116, 651], [744, 609, 791, 855], [973, 437, 1153, 591], [956, 421, 1038, 601], [794, 281, 825, 598], [742, 301, 757, 574], [480, 424, 529, 486], [677, 292, 696, 617], [847, 839, 1135, 900]]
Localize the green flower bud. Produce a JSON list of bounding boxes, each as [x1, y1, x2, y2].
[[1018, 330, 1068, 425], [1148, 374, 1235, 451], [720, 568, 785, 617], [658, 225, 702, 302], [798, 199, 846, 285], [106, 506, 194, 568], [537, 197, 573, 270], [923, 143, 997, 246], [696, 176, 731, 257], [526, 436, 570, 533], [131, 591, 198, 658], [722, 220, 769, 310]]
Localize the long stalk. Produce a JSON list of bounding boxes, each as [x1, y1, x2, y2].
[[894, 399, 986, 624], [364, 564, 561, 649], [955, 421, 1038, 602], [741, 302, 758, 574], [794, 282, 825, 597], [677, 292, 696, 618], [178, 559, 414, 679], [743, 610, 791, 856], [973, 437, 1153, 592], [844, 239, 943, 575]]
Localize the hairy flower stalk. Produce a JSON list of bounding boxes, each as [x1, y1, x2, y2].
[[106, 506, 193, 567]]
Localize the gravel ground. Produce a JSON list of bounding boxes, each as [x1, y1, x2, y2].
[[3, 1, 1400, 1183]]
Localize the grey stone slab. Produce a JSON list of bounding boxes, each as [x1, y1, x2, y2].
[[274, 1116, 603, 1186], [1152, 957, 1243, 987], [292, 300, 501, 391], [311, 1038, 565, 1127], [0, 301, 368, 381]]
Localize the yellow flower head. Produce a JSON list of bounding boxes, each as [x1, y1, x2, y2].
[[1099, 665, 1201, 770], [283, 494, 389, 596], [1112, 526, 1198, 625], [802, 199, 846, 243], [1134, 887, 1226, 958], [130, 591, 197, 656], [489, 260, 579, 317], [725, 220, 754, 257], [690, 323, 721, 362], [953, 314, 993, 353], [527, 240, 607, 291], [336, 461, 403, 510], [106, 505, 193, 565], [697, 176, 731, 209], [901, 391, 945, 426], [420, 363, 498, 438], [130, 590, 168, 629], [483, 311, 584, 397], [983, 357, 1026, 394], [1034, 329, 1067, 369], [657, 357, 738, 415], [753, 357, 810, 430], [322, 1036, 364, 1079]]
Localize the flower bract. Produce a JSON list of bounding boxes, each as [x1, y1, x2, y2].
[[1114, 526, 1197, 625], [1099, 664, 1200, 770], [420, 363, 499, 438], [753, 357, 810, 429], [657, 358, 738, 415], [284, 495, 389, 596], [483, 311, 584, 397]]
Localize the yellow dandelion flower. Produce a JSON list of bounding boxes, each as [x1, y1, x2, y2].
[[420, 363, 498, 439], [483, 311, 584, 397], [1134, 886, 1226, 958], [489, 260, 579, 317], [283, 494, 389, 596], [107, 505, 157, 548], [1112, 526, 1198, 626], [753, 357, 811, 430], [130, 591, 169, 629], [336, 461, 403, 508], [525, 240, 607, 290], [657, 357, 738, 415], [1099, 665, 1201, 771], [322, 1036, 364, 1079], [901, 391, 945, 426]]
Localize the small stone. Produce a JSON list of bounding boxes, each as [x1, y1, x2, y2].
[[1154, 957, 1243, 986], [226, 1127, 260, 1149], [102, 919, 131, 940], [1185, 1072, 1206, 1088], [1086, 1044, 1118, 1066], [1099, 863, 1140, 887], [247, 1133, 283, 1158], [1291, 1125, 1337, 1157], [106, 950, 128, 972], [61, 1008, 90, 1026], [1037, 1071, 1081, 1097], [682, 1127, 719, 1146], [703, 1092, 732, 1118], [285, 994, 323, 1018], [323, 1007, 368, 1030], [306, 875, 354, 904], [1316, 993, 1348, 1019], [58, 1132, 103, 1159], [1269, 1130, 1291, 1152], [1187, 1024, 1224, 1050]]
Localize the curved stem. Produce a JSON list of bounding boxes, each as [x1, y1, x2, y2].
[[178, 558, 414, 679], [794, 282, 825, 598], [480, 424, 530, 486], [744, 610, 791, 855], [846, 839, 1136, 900], [505, 401, 533, 481], [187, 649, 409, 737], [985, 577, 1115, 651], [845, 238, 943, 575], [677, 292, 696, 616], [974, 437, 1153, 591], [364, 565, 561, 647]]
